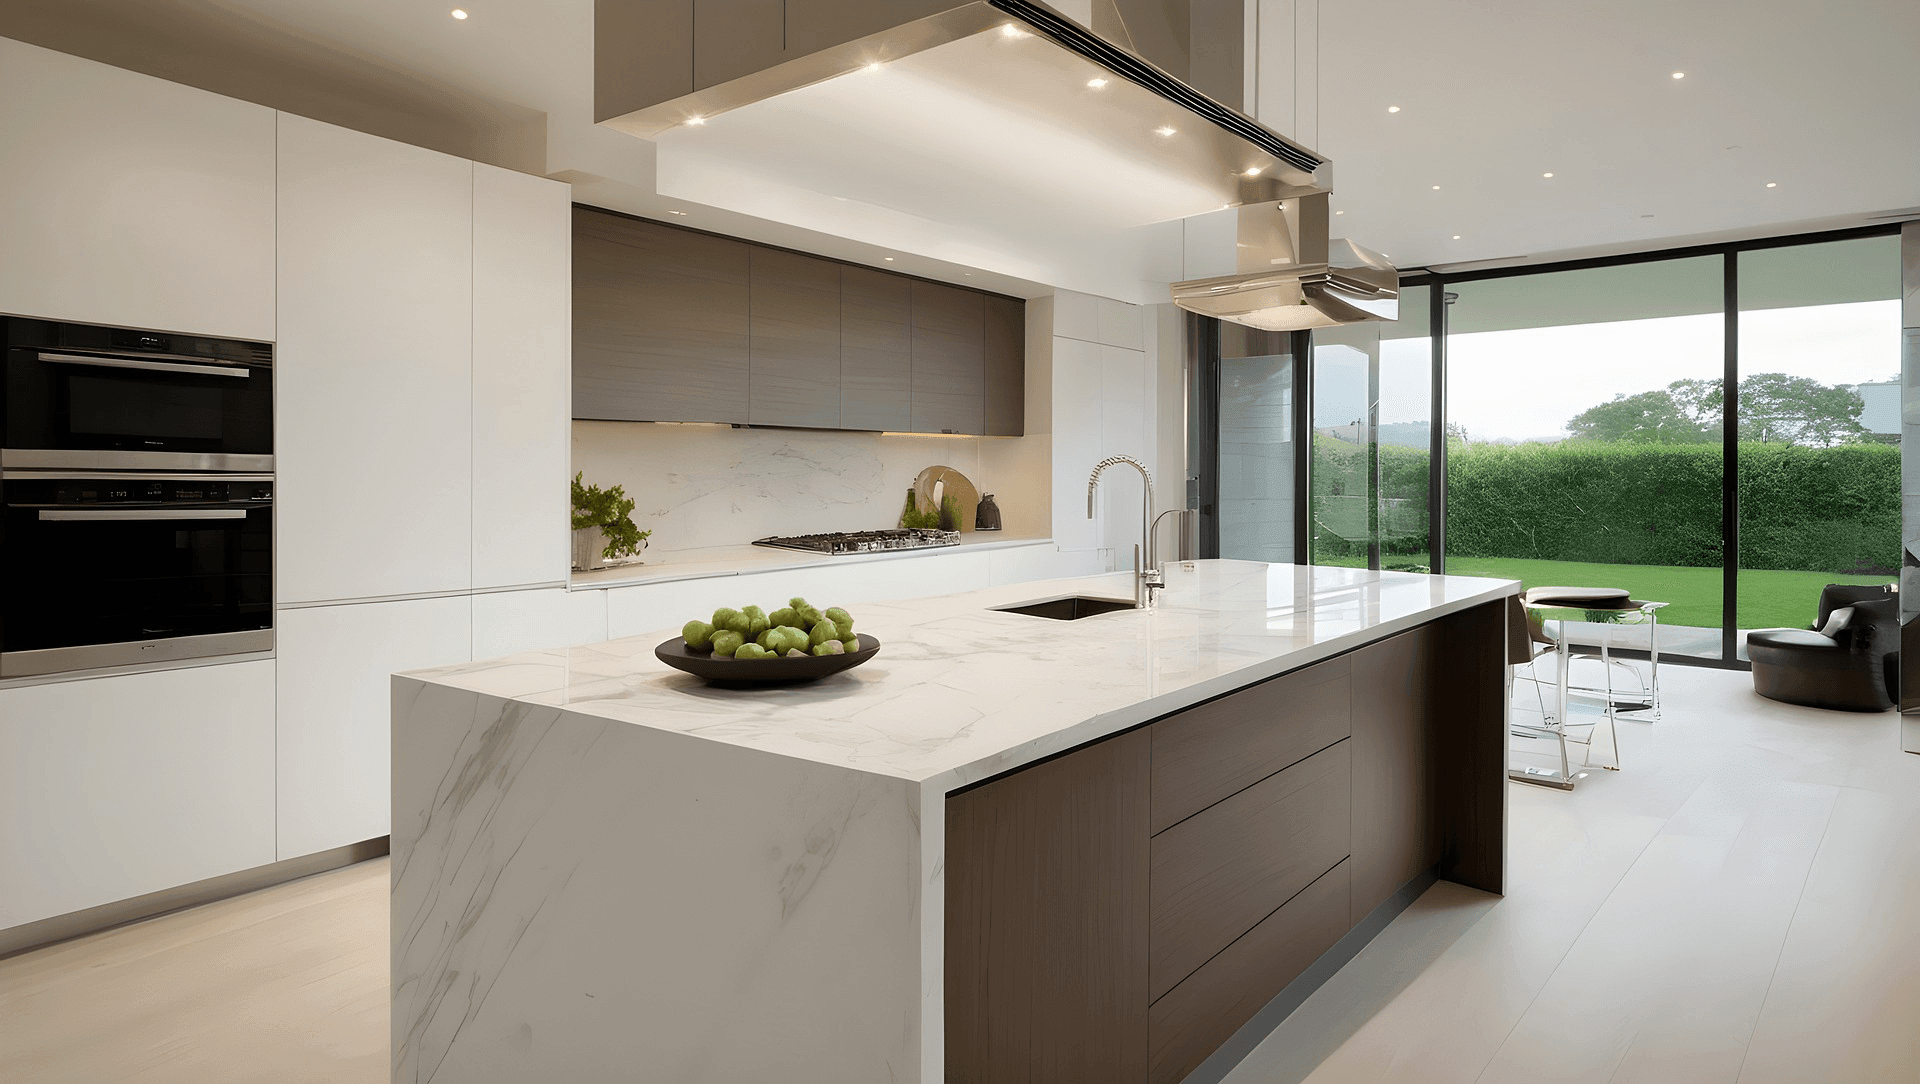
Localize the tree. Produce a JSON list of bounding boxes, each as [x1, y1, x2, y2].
[[1737, 372, 1866, 447], [1566, 380, 1719, 444]]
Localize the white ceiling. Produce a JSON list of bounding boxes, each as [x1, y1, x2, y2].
[[3, 0, 1915, 292]]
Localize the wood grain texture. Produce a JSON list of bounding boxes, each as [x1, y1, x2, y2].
[[571, 208, 750, 423], [1349, 625, 1439, 923], [1150, 655, 1352, 835], [983, 294, 1027, 436], [946, 730, 1150, 1084], [748, 246, 841, 428], [838, 265, 913, 432], [1431, 600, 1509, 895], [910, 280, 985, 434], [1147, 860, 1351, 1084], [1148, 740, 1352, 1002]]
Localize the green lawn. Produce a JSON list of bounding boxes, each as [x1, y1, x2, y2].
[[1440, 556, 1889, 630]]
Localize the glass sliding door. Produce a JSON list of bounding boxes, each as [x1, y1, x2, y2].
[[1309, 322, 1377, 567], [1443, 257, 1727, 659], [1735, 236, 1903, 650], [1379, 285, 1433, 571], [1216, 330, 1298, 562]]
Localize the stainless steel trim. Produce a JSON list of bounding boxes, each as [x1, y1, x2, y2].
[[0, 449, 274, 472], [38, 351, 251, 377], [1, 471, 274, 481], [38, 508, 250, 521], [0, 628, 275, 679]]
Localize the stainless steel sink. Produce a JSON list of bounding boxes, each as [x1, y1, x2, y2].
[[991, 595, 1138, 621]]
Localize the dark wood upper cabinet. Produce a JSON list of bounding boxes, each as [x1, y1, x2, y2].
[[839, 266, 912, 432], [910, 281, 985, 435], [691, 0, 786, 89], [572, 208, 749, 423], [748, 247, 841, 428], [983, 294, 1026, 436], [572, 207, 1021, 433]]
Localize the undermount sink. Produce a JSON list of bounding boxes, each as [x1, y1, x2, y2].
[[991, 595, 1138, 621]]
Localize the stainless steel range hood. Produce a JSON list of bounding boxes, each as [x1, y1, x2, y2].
[[1171, 192, 1399, 330], [595, 0, 1330, 231]]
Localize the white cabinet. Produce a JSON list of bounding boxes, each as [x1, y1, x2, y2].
[[472, 587, 606, 659], [473, 164, 572, 590], [0, 662, 275, 930], [276, 113, 474, 605], [0, 38, 276, 341], [276, 598, 472, 860]]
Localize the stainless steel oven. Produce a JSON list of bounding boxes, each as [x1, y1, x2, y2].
[[3, 316, 273, 472], [0, 472, 274, 677]]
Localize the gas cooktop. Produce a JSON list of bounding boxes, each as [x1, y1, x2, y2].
[[752, 529, 961, 556]]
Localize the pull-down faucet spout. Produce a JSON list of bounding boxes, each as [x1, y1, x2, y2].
[[1086, 455, 1163, 608]]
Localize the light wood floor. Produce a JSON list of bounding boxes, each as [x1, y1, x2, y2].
[[0, 856, 388, 1084], [3, 664, 1917, 1083]]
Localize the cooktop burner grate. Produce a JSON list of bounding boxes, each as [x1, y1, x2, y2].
[[752, 529, 962, 555]]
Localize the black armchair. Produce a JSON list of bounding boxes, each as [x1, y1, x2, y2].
[[1747, 584, 1899, 712]]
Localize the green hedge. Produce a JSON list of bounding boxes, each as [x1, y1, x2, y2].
[[1305, 439, 1899, 574]]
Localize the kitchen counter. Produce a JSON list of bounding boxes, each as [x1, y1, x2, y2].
[[566, 529, 1054, 591], [391, 562, 1519, 1084]]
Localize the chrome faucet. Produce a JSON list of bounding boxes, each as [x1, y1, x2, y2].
[[1086, 455, 1164, 608]]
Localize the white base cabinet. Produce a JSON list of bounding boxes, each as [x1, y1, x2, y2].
[[275, 599, 471, 861], [0, 662, 276, 929], [0, 38, 276, 341]]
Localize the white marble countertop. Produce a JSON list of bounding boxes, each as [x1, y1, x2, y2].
[[566, 530, 1054, 591], [406, 560, 1519, 791]]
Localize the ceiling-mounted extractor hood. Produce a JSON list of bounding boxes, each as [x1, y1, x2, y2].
[[594, 0, 1331, 234], [1170, 192, 1398, 331]]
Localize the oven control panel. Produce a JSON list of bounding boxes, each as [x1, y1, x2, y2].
[[4, 477, 273, 506]]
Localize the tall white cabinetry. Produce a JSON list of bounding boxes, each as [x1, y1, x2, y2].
[[0, 38, 276, 340], [273, 116, 572, 861]]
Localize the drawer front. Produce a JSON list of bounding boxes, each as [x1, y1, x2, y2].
[[1150, 655, 1352, 834], [1148, 740, 1352, 1001], [1147, 860, 1351, 1084]]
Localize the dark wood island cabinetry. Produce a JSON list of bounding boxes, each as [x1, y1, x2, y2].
[[946, 601, 1508, 1084]]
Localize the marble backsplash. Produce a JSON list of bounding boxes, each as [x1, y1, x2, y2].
[[571, 421, 1050, 553]]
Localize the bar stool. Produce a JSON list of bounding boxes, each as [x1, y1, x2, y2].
[[1509, 588, 1665, 789]]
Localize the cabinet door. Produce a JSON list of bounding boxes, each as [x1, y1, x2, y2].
[[473, 164, 572, 590], [0, 662, 275, 930], [573, 209, 751, 423], [275, 596, 472, 860], [276, 115, 473, 604], [910, 281, 985, 434], [983, 295, 1027, 436], [840, 266, 913, 431], [749, 247, 841, 428], [0, 38, 275, 341]]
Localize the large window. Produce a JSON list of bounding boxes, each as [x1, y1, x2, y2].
[[1281, 225, 1902, 669]]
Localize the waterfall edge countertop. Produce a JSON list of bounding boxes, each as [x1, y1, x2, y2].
[[390, 561, 1520, 1084], [402, 560, 1519, 791]]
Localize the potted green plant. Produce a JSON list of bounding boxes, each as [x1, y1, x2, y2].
[[571, 472, 650, 571]]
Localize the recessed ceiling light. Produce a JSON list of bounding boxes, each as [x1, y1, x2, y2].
[[667, 210, 688, 216], [451, 8, 468, 18], [685, 116, 707, 126], [1671, 71, 1685, 79], [1335, 210, 1344, 215], [1431, 185, 1441, 190], [1087, 77, 1109, 88], [1766, 181, 1778, 188], [1542, 171, 1554, 178], [1000, 23, 1027, 38], [864, 62, 882, 73], [1243, 167, 1263, 177], [1155, 126, 1177, 137], [1452, 235, 1461, 240], [1387, 105, 1401, 113], [884, 257, 895, 261]]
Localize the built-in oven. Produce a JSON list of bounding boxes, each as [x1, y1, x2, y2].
[[0, 473, 274, 678], [3, 316, 273, 472]]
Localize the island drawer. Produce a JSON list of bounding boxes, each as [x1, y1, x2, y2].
[[1147, 739, 1351, 1002], [1147, 859, 1351, 1084], [1149, 654, 1352, 835]]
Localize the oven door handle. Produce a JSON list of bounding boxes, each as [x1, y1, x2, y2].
[[38, 351, 251, 378], [37, 508, 252, 521]]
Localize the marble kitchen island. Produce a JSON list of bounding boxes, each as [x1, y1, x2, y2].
[[391, 561, 1519, 1084]]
